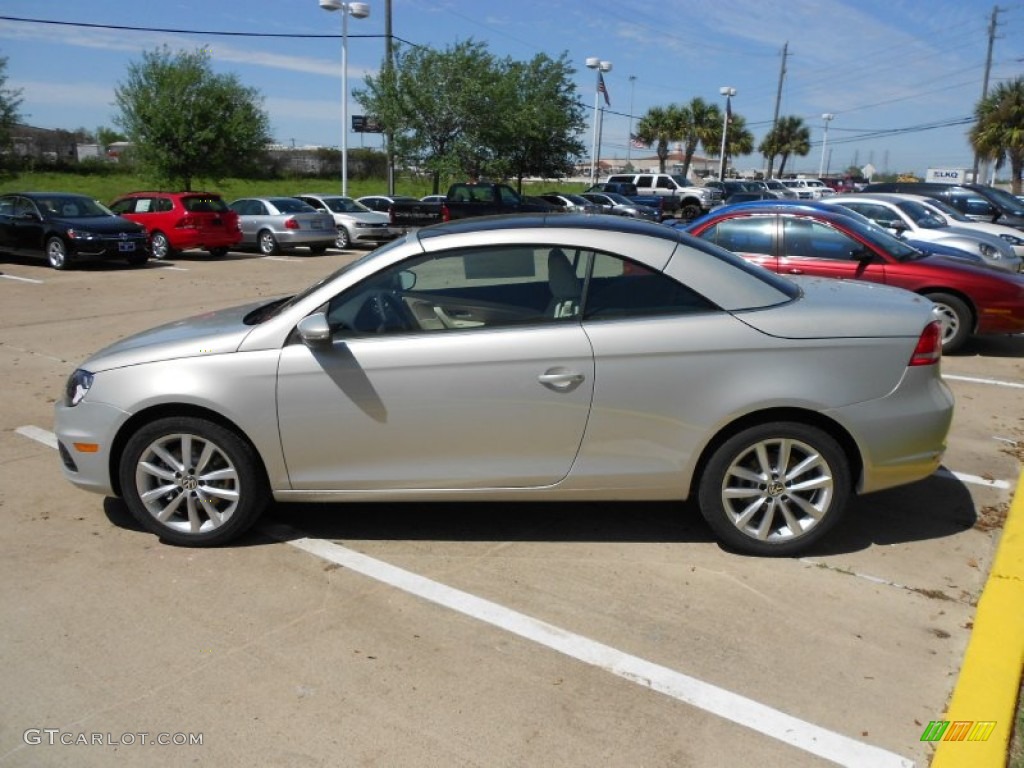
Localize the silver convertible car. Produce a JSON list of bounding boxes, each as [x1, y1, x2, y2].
[[54, 215, 953, 556]]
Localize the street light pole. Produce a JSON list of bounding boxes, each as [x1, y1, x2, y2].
[[586, 57, 611, 185], [319, 0, 370, 197], [627, 74, 636, 169], [819, 113, 834, 179], [718, 87, 735, 181]]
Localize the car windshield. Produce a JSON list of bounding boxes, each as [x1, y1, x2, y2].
[[563, 194, 591, 205], [669, 174, 694, 187], [839, 214, 923, 261], [183, 196, 229, 213], [321, 197, 370, 214], [921, 197, 971, 222], [603, 192, 632, 205], [979, 186, 1024, 216], [894, 200, 947, 228], [245, 238, 407, 324], [270, 198, 316, 214], [37, 196, 110, 218]]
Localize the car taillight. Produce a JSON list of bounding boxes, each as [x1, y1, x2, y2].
[[177, 215, 198, 229], [909, 321, 942, 366], [441, 204, 451, 222], [285, 217, 299, 230]]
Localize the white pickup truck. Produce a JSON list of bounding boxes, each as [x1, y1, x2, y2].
[[605, 173, 722, 219]]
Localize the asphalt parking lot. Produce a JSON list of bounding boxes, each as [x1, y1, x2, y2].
[[0, 246, 1021, 767]]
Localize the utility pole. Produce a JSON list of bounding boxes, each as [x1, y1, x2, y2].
[[385, 0, 395, 195], [764, 42, 788, 179], [972, 5, 1002, 184]]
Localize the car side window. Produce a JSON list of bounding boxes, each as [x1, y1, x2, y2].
[[109, 198, 136, 214], [583, 253, 716, 319], [14, 197, 38, 217], [325, 246, 582, 336], [783, 219, 860, 260], [0, 196, 14, 216], [700, 217, 774, 255]]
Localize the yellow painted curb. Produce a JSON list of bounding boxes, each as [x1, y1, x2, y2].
[[931, 468, 1024, 767]]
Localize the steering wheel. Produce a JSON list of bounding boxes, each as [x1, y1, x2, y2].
[[368, 291, 412, 333]]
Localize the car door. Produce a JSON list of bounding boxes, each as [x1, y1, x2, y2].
[[0, 195, 17, 252], [11, 196, 46, 254], [777, 216, 887, 284], [277, 244, 595, 490]]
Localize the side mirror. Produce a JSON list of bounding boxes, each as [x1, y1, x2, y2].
[[296, 312, 332, 345]]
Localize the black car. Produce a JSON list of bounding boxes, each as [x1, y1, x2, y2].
[[0, 192, 151, 269]]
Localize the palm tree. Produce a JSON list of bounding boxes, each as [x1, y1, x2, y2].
[[707, 113, 755, 177], [634, 105, 684, 172], [759, 116, 810, 177], [677, 97, 721, 179], [971, 77, 1024, 194]]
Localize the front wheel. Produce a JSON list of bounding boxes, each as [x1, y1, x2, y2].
[[335, 226, 351, 250], [697, 422, 850, 556], [46, 237, 71, 270], [258, 229, 280, 255], [925, 292, 972, 353], [150, 231, 173, 260], [118, 416, 268, 547]]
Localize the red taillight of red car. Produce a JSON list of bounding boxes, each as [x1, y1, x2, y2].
[[176, 215, 198, 229], [440, 204, 451, 222], [909, 321, 942, 366], [284, 217, 300, 230]]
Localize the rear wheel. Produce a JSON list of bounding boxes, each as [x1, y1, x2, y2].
[[118, 416, 268, 547], [258, 229, 280, 255], [46, 237, 71, 270], [925, 292, 971, 353], [309, 244, 328, 255], [207, 246, 229, 258], [697, 422, 850, 556]]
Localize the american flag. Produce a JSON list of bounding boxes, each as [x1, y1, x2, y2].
[[630, 134, 647, 149], [597, 72, 611, 106]]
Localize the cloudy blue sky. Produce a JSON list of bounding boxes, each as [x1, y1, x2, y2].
[[1, 0, 1021, 177]]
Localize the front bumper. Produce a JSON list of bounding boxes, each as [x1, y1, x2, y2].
[[53, 399, 133, 496]]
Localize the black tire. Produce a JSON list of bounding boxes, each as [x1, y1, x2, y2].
[[309, 244, 328, 255], [46, 237, 71, 270], [258, 229, 280, 255], [150, 231, 174, 260], [697, 422, 850, 556], [207, 246, 229, 258], [118, 416, 268, 547], [335, 226, 351, 250], [679, 202, 702, 220], [924, 292, 972, 353]]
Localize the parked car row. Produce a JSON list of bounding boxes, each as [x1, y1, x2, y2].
[[680, 200, 1024, 353], [0, 189, 406, 269]]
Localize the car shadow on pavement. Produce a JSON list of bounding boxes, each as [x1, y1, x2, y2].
[[953, 334, 1024, 358], [101, 469, 978, 557]]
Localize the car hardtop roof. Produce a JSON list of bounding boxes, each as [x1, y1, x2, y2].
[[117, 190, 223, 197], [414, 212, 682, 244], [16, 191, 93, 198]]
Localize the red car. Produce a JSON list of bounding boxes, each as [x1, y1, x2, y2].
[[109, 191, 242, 259], [685, 202, 1024, 352]]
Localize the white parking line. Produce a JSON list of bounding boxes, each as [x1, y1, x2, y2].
[[0, 274, 44, 284], [944, 373, 1024, 390], [940, 469, 1013, 491], [271, 529, 913, 768], [15, 425, 58, 449], [261, 256, 301, 262]]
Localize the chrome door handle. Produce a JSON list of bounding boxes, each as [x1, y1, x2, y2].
[[538, 370, 585, 391]]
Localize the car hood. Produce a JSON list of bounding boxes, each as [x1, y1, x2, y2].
[[739, 277, 935, 339], [52, 215, 145, 234], [81, 300, 267, 373]]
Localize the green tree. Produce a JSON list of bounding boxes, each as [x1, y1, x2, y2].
[[634, 105, 684, 173], [971, 77, 1024, 195], [96, 126, 127, 147], [707, 113, 755, 177], [356, 40, 501, 193], [0, 55, 24, 174], [758, 116, 810, 177], [114, 47, 271, 190], [677, 97, 721, 179], [485, 52, 587, 189]]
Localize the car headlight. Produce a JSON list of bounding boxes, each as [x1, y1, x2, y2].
[[999, 233, 1024, 246], [64, 369, 94, 407], [65, 228, 99, 240], [977, 242, 999, 258]]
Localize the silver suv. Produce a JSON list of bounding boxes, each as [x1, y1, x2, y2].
[[605, 173, 721, 219]]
